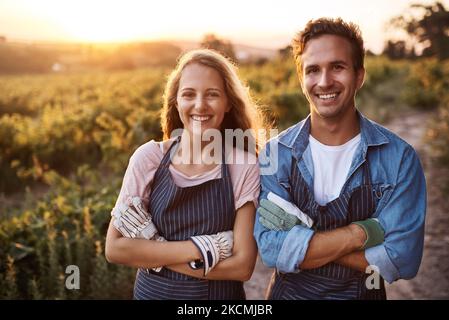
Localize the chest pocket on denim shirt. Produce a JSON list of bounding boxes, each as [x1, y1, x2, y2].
[[371, 183, 394, 217], [278, 179, 291, 192]]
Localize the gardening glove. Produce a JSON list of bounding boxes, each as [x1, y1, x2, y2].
[[267, 192, 314, 228], [190, 230, 234, 276], [351, 218, 385, 249], [112, 196, 159, 240], [111, 196, 164, 272], [259, 199, 304, 231]]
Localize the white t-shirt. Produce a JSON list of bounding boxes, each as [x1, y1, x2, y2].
[[309, 134, 361, 206]]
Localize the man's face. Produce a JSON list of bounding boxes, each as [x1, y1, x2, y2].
[[300, 34, 365, 120]]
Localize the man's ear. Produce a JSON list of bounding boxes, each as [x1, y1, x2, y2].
[[300, 78, 306, 94], [297, 65, 306, 94], [356, 67, 366, 90], [299, 74, 307, 96]]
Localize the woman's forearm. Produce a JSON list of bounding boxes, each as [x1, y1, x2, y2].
[[166, 249, 257, 282], [105, 221, 201, 268], [206, 250, 257, 281]]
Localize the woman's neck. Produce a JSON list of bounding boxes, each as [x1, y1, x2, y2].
[[173, 131, 222, 166]]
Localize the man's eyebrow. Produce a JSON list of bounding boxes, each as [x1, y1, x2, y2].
[[304, 61, 349, 69], [304, 64, 319, 70], [330, 60, 349, 66]]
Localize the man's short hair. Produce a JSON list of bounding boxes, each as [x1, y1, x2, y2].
[[292, 18, 365, 74]]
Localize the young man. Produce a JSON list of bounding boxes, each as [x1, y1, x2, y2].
[[254, 18, 426, 300]]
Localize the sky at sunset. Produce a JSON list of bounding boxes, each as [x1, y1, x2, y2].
[[1, 0, 447, 53]]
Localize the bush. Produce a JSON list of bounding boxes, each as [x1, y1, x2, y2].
[[426, 97, 449, 167], [402, 59, 449, 110], [0, 69, 165, 193], [0, 168, 135, 299]]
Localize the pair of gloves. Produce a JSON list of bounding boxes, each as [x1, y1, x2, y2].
[[258, 192, 385, 250], [112, 196, 233, 275]]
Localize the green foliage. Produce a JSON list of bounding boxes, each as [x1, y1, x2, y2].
[[388, 1, 449, 60], [357, 56, 410, 122], [426, 96, 449, 186], [0, 69, 165, 193], [0, 168, 135, 299], [240, 57, 308, 130], [201, 34, 237, 62], [402, 59, 449, 109], [2, 55, 449, 299]]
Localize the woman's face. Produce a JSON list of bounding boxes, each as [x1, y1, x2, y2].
[[176, 63, 230, 136]]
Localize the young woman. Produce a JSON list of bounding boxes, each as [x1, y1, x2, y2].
[[105, 49, 264, 300]]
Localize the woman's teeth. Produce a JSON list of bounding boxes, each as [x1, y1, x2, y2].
[[191, 115, 211, 122]]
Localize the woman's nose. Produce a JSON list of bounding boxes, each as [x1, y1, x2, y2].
[[194, 96, 208, 111]]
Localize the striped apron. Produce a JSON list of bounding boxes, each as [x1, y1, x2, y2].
[[268, 156, 386, 300], [133, 138, 245, 300]]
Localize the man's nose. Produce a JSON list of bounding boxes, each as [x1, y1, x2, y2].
[[318, 70, 333, 88]]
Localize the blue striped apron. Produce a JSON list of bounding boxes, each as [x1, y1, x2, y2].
[[268, 155, 386, 300], [133, 138, 245, 300]]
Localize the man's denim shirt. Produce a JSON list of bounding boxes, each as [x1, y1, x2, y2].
[[254, 112, 427, 283]]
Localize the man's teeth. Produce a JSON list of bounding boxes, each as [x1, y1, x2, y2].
[[191, 115, 211, 121], [318, 93, 338, 100]]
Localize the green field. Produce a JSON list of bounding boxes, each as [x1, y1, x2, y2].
[[1, 56, 448, 299]]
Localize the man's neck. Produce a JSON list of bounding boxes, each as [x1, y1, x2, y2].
[[310, 109, 360, 146]]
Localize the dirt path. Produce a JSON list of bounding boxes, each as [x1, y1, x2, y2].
[[244, 111, 449, 299], [383, 111, 449, 299]]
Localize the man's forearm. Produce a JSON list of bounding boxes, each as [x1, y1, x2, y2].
[[334, 250, 369, 272], [299, 224, 366, 270]]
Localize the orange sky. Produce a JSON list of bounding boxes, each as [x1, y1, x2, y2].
[[0, 0, 447, 53]]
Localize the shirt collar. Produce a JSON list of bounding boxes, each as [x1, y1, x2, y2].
[[278, 110, 389, 160]]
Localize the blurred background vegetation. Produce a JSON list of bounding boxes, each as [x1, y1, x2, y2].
[[0, 1, 448, 299]]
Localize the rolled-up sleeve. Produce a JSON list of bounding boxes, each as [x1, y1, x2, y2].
[[276, 225, 314, 272], [365, 146, 426, 283], [254, 141, 315, 272]]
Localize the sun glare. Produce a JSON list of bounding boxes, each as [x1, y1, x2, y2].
[[61, 1, 156, 42], [35, 0, 168, 43], [3, 0, 448, 51]]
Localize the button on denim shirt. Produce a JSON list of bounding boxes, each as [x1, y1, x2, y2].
[[254, 112, 427, 283]]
